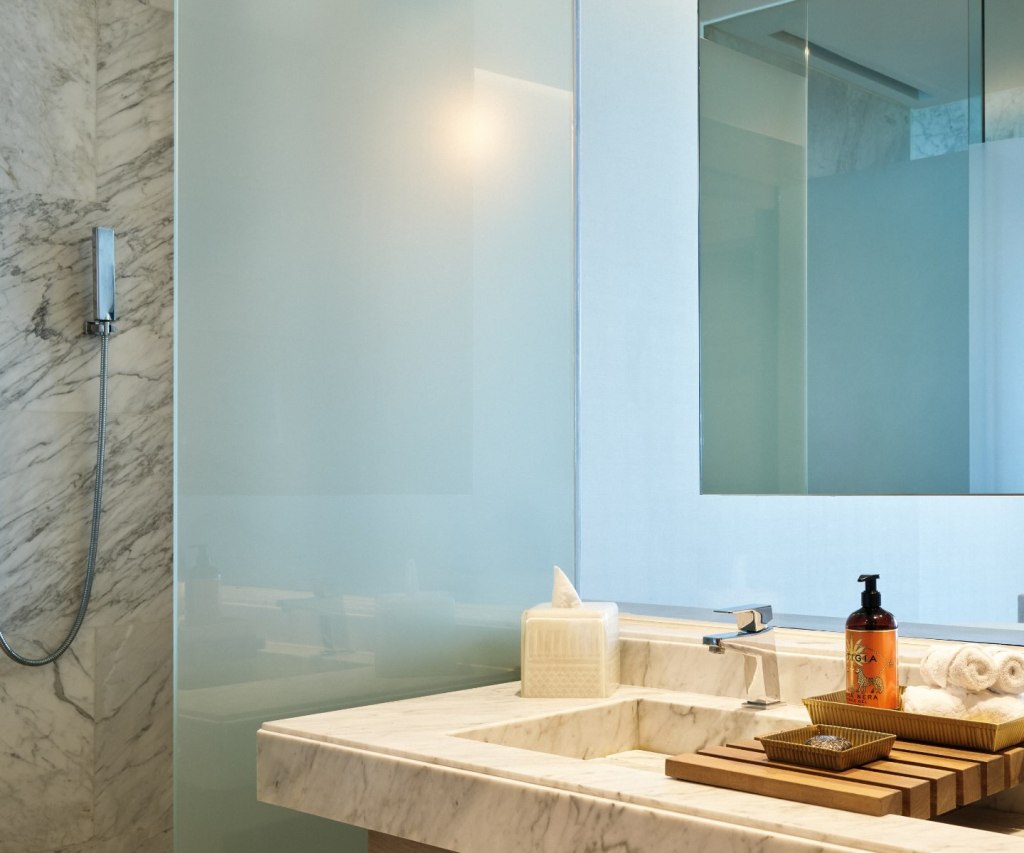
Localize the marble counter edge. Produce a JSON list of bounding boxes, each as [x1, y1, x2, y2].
[[257, 682, 1024, 852], [257, 728, 872, 853]]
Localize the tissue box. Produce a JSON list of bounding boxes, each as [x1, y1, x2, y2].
[[520, 602, 619, 698]]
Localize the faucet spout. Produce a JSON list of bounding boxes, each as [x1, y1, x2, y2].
[[702, 630, 755, 652]]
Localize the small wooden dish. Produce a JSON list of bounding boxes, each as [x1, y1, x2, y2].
[[757, 724, 896, 771]]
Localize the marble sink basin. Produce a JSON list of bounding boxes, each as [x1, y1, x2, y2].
[[454, 696, 807, 761]]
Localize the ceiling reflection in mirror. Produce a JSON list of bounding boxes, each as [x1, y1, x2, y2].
[[698, 0, 1024, 495]]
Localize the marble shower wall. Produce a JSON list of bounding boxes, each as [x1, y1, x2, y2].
[[0, 1, 173, 852], [988, 88, 1024, 141], [807, 71, 909, 178]]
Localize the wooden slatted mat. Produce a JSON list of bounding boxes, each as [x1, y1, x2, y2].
[[665, 738, 1024, 818]]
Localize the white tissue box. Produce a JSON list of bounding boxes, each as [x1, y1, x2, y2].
[[520, 602, 619, 698]]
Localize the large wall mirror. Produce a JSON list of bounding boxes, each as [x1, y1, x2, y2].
[[579, 0, 1024, 633], [699, 0, 1024, 495]]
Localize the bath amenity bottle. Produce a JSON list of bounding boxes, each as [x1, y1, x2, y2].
[[845, 574, 899, 709]]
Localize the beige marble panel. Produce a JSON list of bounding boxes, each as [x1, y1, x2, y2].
[[93, 618, 173, 845], [988, 88, 1024, 142], [0, 409, 171, 643], [97, 0, 174, 209], [808, 71, 909, 179], [102, 197, 174, 416], [60, 826, 172, 853], [0, 409, 102, 647], [0, 629, 95, 853], [0, 0, 97, 199], [0, 190, 172, 418], [0, 193, 112, 414], [0, 0, 173, 850], [85, 411, 173, 628]]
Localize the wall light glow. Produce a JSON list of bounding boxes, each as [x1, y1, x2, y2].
[[449, 96, 500, 163]]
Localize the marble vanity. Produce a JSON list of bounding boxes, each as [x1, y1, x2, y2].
[[257, 617, 1024, 852]]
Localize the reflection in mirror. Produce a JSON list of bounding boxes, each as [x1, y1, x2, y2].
[[699, 0, 1024, 495]]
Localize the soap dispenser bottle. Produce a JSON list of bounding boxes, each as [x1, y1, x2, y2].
[[845, 574, 898, 709]]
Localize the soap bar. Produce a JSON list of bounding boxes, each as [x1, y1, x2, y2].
[[520, 602, 619, 698]]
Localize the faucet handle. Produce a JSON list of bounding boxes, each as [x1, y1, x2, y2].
[[714, 604, 773, 633]]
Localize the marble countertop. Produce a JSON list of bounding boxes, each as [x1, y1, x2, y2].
[[257, 618, 1024, 852]]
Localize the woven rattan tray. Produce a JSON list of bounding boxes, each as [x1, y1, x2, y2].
[[757, 724, 896, 771], [804, 690, 1024, 752]]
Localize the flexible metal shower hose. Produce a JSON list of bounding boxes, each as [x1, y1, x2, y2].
[[0, 332, 110, 666]]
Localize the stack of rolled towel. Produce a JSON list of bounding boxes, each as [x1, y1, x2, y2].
[[902, 644, 1024, 722]]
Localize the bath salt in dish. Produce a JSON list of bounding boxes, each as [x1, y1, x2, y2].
[[804, 734, 852, 751]]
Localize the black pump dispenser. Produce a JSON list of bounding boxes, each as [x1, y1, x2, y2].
[[858, 573, 881, 609]]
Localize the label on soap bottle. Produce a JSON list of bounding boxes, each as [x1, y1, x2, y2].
[[845, 629, 899, 709]]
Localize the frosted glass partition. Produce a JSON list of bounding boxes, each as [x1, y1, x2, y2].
[[175, 2, 574, 851]]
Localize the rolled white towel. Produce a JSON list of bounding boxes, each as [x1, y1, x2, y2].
[[963, 691, 1024, 724], [901, 685, 967, 718], [947, 645, 998, 693], [989, 647, 1024, 695], [919, 645, 959, 688]]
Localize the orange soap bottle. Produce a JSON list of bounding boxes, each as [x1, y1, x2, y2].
[[845, 574, 899, 709]]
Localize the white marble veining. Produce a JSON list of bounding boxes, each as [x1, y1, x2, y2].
[[0, 408, 105, 645], [911, 101, 969, 160], [988, 88, 1024, 142], [59, 826, 174, 853], [0, 194, 111, 413], [808, 71, 909, 179], [0, 0, 173, 851], [258, 618, 1024, 852], [0, 0, 96, 199], [96, 0, 174, 209], [93, 619, 173, 845], [456, 695, 808, 762], [0, 630, 95, 853], [908, 87, 1024, 160], [263, 731, 862, 853]]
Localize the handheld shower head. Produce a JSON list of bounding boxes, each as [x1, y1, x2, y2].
[[86, 227, 116, 336]]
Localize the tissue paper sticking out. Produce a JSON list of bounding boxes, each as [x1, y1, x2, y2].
[[551, 565, 582, 608]]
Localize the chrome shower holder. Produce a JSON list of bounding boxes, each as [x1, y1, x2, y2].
[[84, 319, 117, 336]]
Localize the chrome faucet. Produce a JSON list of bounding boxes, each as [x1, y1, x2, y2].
[[702, 604, 773, 650], [703, 604, 780, 707]]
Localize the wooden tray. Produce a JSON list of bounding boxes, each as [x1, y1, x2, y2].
[[665, 737, 1024, 818], [804, 690, 1024, 752]]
